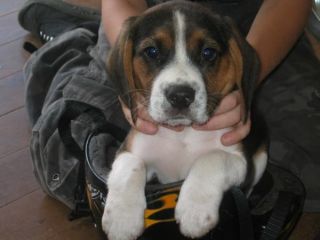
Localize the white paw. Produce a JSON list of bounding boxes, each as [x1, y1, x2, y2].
[[102, 196, 146, 240], [175, 194, 220, 238]]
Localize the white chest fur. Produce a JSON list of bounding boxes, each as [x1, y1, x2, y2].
[[103, 126, 267, 240], [130, 127, 242, 183]]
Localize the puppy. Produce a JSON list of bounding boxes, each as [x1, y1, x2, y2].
[[102, 2, 267, 240]]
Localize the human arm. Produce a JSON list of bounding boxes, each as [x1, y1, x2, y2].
[[102, 0, 147, 45], [247, 0, 312, 82], [196, 0, 312, 145]]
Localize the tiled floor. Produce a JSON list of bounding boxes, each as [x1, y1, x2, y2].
[[0, 0, 319, 239]]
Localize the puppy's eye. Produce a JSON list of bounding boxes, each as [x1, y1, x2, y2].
[[201, 48, 217, 61], [144, 46, 160, 59]]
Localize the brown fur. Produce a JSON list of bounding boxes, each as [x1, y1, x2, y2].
[[133, 27, 174, 92], [209, 38, 243, 95]]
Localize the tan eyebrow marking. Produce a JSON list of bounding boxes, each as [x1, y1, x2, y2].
[[187, 29, 221, 52], [132, 28, 173, 95], [137, 28, 173, 52]]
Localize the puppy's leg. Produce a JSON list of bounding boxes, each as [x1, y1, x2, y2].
[[252, 147, 268, 186], [247, 146, 268, 196], [175, 149, 247, 238], [102, 152, 146, 240]]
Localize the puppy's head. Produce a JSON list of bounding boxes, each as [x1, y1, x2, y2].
[[108, 1, 259, 126]]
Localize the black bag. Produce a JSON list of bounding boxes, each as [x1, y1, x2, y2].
[[23, 26, 129, 210]]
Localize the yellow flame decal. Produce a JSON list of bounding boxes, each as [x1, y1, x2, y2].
[[144, 192, 179, 228]]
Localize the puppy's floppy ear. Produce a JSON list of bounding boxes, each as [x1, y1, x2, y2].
[[225, 18, 260, 122], [107, 16, 138, 122]]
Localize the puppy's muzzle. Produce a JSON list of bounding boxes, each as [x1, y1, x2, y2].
[[165, 85, 195, 110]]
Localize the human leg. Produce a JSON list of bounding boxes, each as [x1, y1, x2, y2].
[[257, 35, 320, 211]]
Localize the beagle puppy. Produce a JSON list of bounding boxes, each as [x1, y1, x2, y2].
[[102, 2, 267, 240]]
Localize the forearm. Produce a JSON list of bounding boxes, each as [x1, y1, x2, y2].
[[247, 0, 312, 83], [102, 0, 147, 45]]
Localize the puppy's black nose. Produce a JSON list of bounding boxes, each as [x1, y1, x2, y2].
[[165, 85, 195, 110]]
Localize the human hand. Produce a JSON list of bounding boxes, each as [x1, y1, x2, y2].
[[121, 100, 158, 135], [193, 90, 251, 146]]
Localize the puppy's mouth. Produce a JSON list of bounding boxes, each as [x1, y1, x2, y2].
[[150, 108, 209, 127], [146, 82, 225, 127], [150, 97, 223, 127], [162, 115, 193, 127], [147, 84, 207, 126]]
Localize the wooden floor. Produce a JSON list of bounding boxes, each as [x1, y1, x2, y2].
[[0, 0, 319, 239], [0, 1, 101, 239]]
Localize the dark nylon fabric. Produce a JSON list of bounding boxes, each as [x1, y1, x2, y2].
[[256, 35, 320, 211], [25, 27, 129, 208]]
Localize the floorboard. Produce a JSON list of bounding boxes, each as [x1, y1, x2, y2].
[[0, 189, 101, 240], [0, 71, 25, 117], [0, 3, 101, 239], [0, 0, 26, 17], [290, 213, 320, 240], [0, 108, 31, 159], [0, 11, 27, 45], [0, 148, 38, 207], [0, 38, 29, 79]]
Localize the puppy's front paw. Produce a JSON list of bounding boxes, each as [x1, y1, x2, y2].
[[175, 195, 220, 238], [102, 197, 146, 240], [175, 176, 223, 239]]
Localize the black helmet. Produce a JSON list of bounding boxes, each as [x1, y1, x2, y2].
[[84, 127, 305, 240]]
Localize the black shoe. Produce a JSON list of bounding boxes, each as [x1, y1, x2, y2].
[[18, 0, 100, 43]]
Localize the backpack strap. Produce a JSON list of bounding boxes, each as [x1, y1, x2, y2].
[[58, 101, 93, 220], [231, 187, 255, 240]]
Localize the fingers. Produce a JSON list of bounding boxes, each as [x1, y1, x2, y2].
[[214, 90, 241, 115], [192, 90, 251, 145], [120, 99, 158, 135], [193, 91, 242, 131], [193, 105, 241, 130], [221, 119, 251, 146], [135, 117, 158, 135], [135, 107, 159, 134], [193, 105, 251, 146]]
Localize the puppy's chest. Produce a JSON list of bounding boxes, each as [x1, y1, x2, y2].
[[129, 127, 239, 183]]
